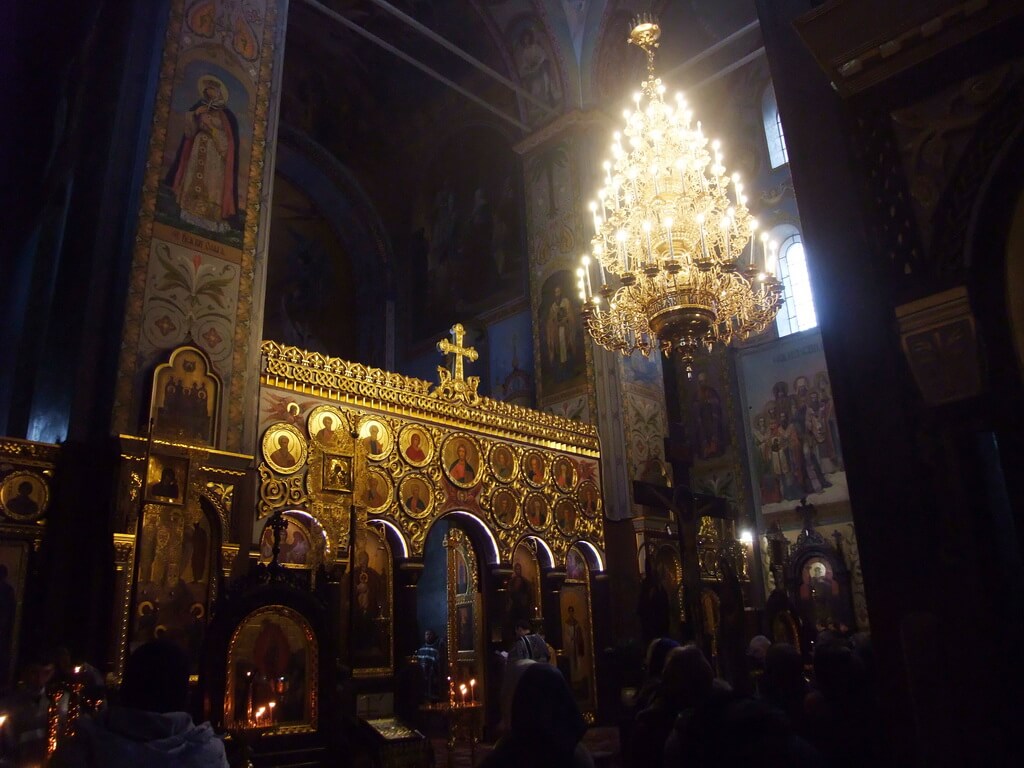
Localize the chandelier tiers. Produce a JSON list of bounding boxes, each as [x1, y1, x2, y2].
[[578, 18, 785, 375]]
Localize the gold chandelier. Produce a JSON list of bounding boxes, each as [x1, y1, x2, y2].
[[578, 18, 784, 375]]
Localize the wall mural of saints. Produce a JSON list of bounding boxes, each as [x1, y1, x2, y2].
[[131, 501, 217, 671], [538, 270, 586, 399], [738, 331, 848, 514], [508, 18, 563, 124], [158, 60, 253, 249], [410, 126, 526, 339]]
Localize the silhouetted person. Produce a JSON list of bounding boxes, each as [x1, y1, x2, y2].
[[0, 657, 55, 765], [803, 641, 876, 768], [51, 639, 228, 767], [635, 638, 680, 713], [481, 663, 594, 768], [633, 645, 723, 768], [761, 643, 809, 736], [638, 566, 670, 642], [508, 619, 549, 662], [414, 630, 441, 701], [683, 697, 823, 768]]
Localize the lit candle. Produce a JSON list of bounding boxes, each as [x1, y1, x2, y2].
[[748, 219, 758, 266], [268, 701, 276, 724], [469, 678, 476, 704], [664, 217, 675, 260], [582, 256, 593, 297]]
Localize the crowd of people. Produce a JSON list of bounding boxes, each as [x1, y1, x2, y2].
[[623, 630, 878, 767], [0, 629, 880, 767]]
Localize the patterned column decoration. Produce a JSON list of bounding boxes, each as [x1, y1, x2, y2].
[[112, 0, 289, 452], [517, 112, 670, 521]]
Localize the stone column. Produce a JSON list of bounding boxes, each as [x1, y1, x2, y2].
[[111, 0, 290, 455], [517, 111, 672, 645]]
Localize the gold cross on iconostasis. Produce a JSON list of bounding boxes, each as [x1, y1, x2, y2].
[[437, 324, 478, 383]]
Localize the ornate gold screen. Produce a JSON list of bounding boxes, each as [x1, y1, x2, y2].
[[257, 334, 605, 569]]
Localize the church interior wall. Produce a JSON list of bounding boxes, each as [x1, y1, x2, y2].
[[3, 0, 1023, 763]]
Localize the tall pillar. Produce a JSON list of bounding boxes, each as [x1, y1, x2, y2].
[[517, 112, 672, 645], [111, 0, 290, 455]]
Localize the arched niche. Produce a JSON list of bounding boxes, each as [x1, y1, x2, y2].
[[257, 510, 328, 569], [504, 539, 542, 638], [223, 604, 319, 734], [351, 522, 394, 677], [129, 490, 223, 674], [560, 543, 597, 716]]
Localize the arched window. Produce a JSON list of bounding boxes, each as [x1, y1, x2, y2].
[[774, 233, 818, 337], [762, 84, 789, 169]]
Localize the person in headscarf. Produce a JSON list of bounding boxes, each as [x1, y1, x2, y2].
[[482, 663, 594, 768], [635, 645, 730, 768], [50, 640, 228, 768], [635, 638, 680, 713]]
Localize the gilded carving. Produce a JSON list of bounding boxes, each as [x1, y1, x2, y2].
[[261, 341, 599, 451], [257, 464, 309, 520], [205, 481, 235, 515], [111, 533, 137, 683], [259, 334, 606, 567]]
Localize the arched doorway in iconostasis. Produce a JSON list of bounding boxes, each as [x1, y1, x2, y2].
[[504, 539, 544, 642], [417, 512, 494, 705], [561, 542, 600, 715]]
